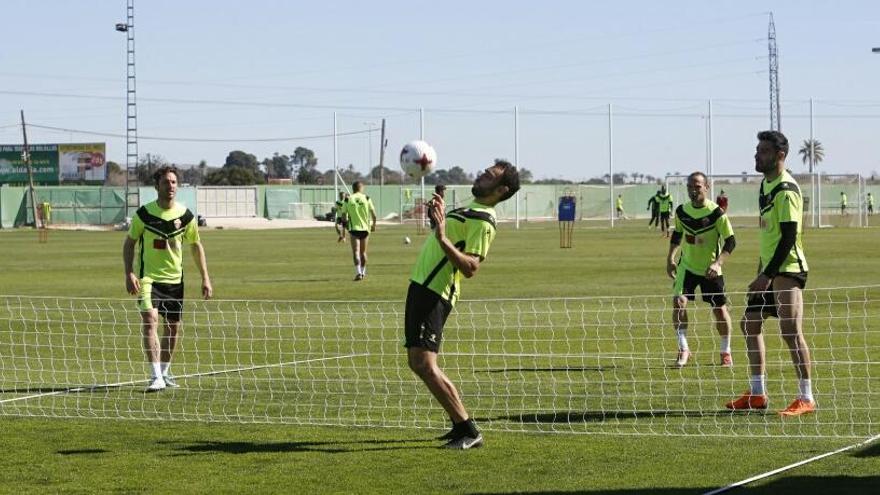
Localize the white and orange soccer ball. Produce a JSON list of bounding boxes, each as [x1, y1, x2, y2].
[[399, 140, 436, 180]]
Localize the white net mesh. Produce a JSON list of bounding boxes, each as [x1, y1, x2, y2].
[[1, 287, 878, 438]]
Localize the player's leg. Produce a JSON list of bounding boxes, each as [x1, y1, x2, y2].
[[157, 284, 184, 387], [137, 281, 165, 391], [703, 276, 732, 366], [726, 297, 769, 409], [775, 275, 815, 415], [672, 270, 693, 367], [359, 234, 369, 278], [349, 233, 362, 280]]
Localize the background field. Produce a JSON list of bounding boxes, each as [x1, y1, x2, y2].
[[1, 221, 879, 493]]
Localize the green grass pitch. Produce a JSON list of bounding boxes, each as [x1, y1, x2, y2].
[[1, 221, 878, 493]]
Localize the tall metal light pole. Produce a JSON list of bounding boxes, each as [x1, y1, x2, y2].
[[116, 0, 138, 220]]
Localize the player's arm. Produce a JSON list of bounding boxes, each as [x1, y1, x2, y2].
[[122, 236, 140, 295], [706, 235, 735, 280], [428, 193, 481, 278], [666, 232, 681, 279], [369, 200, 377, 232], [189, 241, 213, 299]]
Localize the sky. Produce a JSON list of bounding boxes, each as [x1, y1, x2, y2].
[[2, 0, 879, 181]]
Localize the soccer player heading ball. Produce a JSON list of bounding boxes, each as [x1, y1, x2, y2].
[[405, 159, 520, 449]]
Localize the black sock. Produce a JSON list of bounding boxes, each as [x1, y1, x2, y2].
[[461, 418, 480, 438]]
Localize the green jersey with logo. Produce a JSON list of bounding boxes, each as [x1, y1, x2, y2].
[[343, 192, 375, 231], [658, 193, 673, 213], [673, 200, 734, 276], [758, 170, 808, 274], [410, 202, 496, 306], [128, 201, 199, 284]]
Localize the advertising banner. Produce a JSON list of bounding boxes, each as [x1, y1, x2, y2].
[[0, 143, 106, 185]]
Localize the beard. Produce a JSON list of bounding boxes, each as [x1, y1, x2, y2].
[[755, 157, 776, 174], [471, 183, 489, 198]]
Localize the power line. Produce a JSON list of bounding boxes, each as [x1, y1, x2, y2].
[[26, 123, 375, 143]]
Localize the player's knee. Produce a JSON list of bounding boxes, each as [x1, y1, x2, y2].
[[407, 356, 432, 377]]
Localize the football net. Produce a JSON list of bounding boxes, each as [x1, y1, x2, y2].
[[1, 286, 878, 438], [286, 202, 336, 221]]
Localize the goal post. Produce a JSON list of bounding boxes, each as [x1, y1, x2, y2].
[[1, 287, 878, 438]]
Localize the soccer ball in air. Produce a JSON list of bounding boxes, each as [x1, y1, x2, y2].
[[400, 140, 436, 180], [404, 236, 412, 245]]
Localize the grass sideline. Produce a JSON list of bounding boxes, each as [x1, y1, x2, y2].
[[1, 221, 879, 493]]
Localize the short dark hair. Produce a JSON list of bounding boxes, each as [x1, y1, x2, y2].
[[435, 184, 446, 193], [352, 181, 363, 192], [152, 165, 179, 186], [757, 130, 789, 157], [494, 159, 520, 202], [688, 171, 707, 183]]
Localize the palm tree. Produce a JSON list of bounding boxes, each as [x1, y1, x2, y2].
[[798, 139, 825, 172]]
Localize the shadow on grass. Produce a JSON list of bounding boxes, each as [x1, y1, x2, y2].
[[165, 438, 437, 455], [498, 409, 757, 423], [853, 441, 880, 458], [475, 475, 879, 494], [57, 449, 110, 455], [479, 366, 609, 373]]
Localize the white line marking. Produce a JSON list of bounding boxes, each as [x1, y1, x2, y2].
[[702, 433, 880, 495], [0, 353, 367, 405]]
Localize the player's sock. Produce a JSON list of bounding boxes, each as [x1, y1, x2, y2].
[[354, 263, 361, 276], [676, 326, 689, 350], [160, 362, 170, 375], [361, 266, 367, 276], [750, 374, 766, 395], [798, 379, 814, 402], [150, 362, 162, 379], [462, 418, 480, 438], [720, 336, 731, 353]]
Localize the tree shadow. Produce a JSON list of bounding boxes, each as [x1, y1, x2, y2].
[[163, 438, 436, 455]]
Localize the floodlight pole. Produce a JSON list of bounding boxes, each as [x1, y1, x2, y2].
[[419, 107, 425, 229], [116, 0, 139, 220], [333, 112, 338, 199]]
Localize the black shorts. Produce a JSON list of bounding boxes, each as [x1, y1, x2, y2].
[[745, 272, 808, 318], [660, 212, 671, 220], [674, 270, 727, 307], [140, 281, 184, 322], [349, 230, 369, 240], [404, 282, 452, 353]]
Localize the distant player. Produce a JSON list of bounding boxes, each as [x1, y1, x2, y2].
[[615, 194, 625, 219], [122, 166, 213, 392], [725, 130, 814, 416], [715, 189, 729, 213], [666, 172, 736, 368], [868, 192, 874, 215], [840, 192, 847, 215], [657, 186, 674, 237], [406, 159, 520, 449], [647, 190, 660, 229], [341, 181, 377, 281], [334, 191, 349, 243]]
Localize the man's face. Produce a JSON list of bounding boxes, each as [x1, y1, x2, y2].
[[471, 164, 505, 199], [755, 140, 780, 174], [157, 172, 177, 201], [687, 175, 707, 203]]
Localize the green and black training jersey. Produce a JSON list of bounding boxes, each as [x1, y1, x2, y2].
[[657, 193, 673, 213], [673, 200, 734, 276], [127, 201, 199, 284], [342, 192, 375, 231], [410, 202, 496, 306], [758, 170, 808, 274]]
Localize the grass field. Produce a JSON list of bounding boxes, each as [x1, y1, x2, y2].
[[1, 221, 879, 493]]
